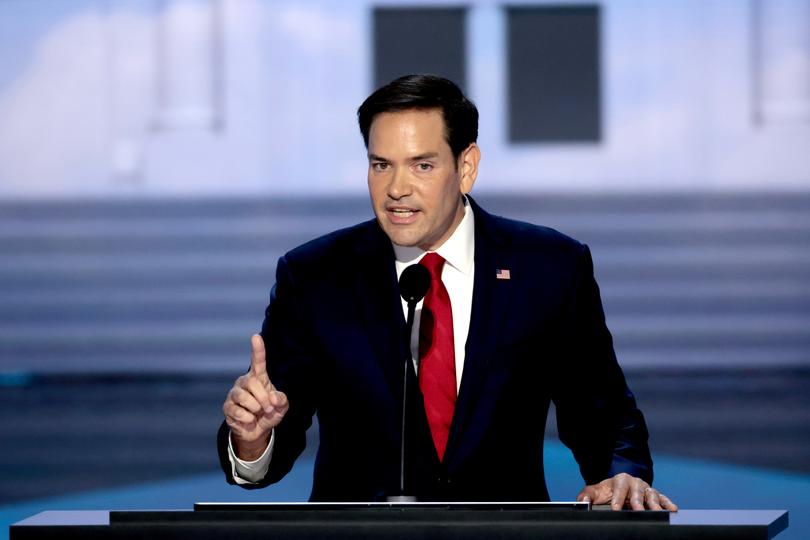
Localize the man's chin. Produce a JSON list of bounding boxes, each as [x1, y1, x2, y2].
[[376, 218, 416, 245], [383, 229, 422, 249], [388, 234, 420, 248]]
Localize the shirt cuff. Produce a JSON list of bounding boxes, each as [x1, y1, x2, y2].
[[227, 430, 274, 484]]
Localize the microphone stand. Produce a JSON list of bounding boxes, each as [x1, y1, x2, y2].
[[387, 299, 419, 502], [385, 263, 428, 502]]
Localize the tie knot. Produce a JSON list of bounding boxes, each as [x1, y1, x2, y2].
[[420, 252, 446, 279]]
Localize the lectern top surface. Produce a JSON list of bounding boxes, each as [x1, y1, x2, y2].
[[671, 509, 788, 526], [13, 510, 110, 527], [194, 501, 587, 511]]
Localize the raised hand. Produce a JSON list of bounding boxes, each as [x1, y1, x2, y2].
[[223, 334, 289, 460]]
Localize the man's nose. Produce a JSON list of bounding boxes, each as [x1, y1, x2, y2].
[[387, 167, 412, 199]]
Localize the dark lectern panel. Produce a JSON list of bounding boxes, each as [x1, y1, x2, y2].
[[12, 508, 787, 540]]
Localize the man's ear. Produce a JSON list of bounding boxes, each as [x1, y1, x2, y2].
[[459, 143, 480, 194]]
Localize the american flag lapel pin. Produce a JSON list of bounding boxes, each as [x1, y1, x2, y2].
[[495, 268, 511, 280]]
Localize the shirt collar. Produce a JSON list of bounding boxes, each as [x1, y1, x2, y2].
[[392, 196, 475, 276]]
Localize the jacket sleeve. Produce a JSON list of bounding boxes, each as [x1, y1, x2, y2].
[[550, 243, 654, 486], [217, 253, 320, 489]]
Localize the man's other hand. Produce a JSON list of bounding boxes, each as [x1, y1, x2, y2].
[[577, 472, 678, 511], [223, 334, 289, 460]]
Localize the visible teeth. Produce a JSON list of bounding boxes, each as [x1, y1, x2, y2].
[[392, 209, 414, 217]]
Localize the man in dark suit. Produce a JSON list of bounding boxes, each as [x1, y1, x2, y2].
[[218, 74, 677, 511]]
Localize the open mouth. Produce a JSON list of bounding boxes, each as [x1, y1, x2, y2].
[[386, 206, 420, 223]]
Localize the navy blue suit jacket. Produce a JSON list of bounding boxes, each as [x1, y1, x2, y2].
[[217, 198, 653, 501]]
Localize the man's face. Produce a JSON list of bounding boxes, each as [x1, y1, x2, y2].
[[367, 109, 478, 251]]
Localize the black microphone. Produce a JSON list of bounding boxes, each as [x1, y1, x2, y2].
[[387, 264, 430, 502], [400, 263, 431, 305]]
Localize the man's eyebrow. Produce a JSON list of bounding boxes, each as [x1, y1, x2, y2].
[[367, 152, 440, 162]]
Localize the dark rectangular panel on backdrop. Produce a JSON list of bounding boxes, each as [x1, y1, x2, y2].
[[373, 8, 466, 91], [507, 5, 601, 142]]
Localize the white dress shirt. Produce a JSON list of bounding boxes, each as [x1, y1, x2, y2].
[[228, 199, 476, 483]]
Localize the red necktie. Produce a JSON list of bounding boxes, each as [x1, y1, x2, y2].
[[418, 252, 457, 461]]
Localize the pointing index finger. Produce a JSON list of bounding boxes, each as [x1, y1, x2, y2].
[[250, 334, 268, 382]]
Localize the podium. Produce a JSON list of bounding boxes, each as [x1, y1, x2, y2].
[[11, 503, 788, 539]]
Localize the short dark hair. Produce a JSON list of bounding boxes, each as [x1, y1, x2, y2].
[[357, 74, 478, 160]]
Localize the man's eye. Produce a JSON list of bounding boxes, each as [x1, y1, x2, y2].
[[372, 162, 389, 172], [417, 163, 433, 171]]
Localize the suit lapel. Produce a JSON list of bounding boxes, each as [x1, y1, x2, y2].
[[351, 221, 409, 401], [445, 200, 514, 467]]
